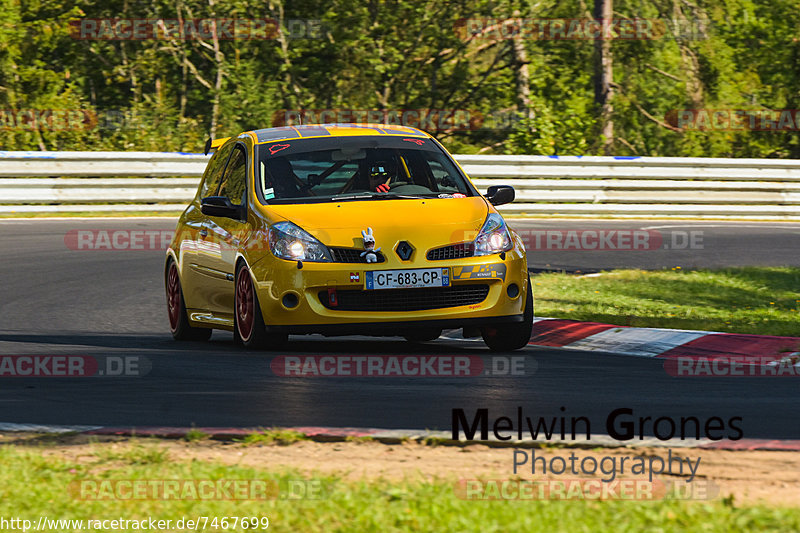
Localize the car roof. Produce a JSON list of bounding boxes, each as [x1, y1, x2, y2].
[[248, 123, 431, 144]]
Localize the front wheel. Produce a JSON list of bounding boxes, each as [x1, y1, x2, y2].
[[234, 262, 288, 350], [481, 276, 533, 352], [165, 259, 212, 341]]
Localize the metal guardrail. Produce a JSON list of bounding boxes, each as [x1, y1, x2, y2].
[[1, 151, 800, 218], [0, 151, 209, 177]]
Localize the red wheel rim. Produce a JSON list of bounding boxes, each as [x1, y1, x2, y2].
[[166, 263, 181, 332], [236, 268, 255, 341]]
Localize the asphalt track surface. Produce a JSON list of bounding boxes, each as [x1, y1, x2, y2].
[[1, 218, 799, 440], [515, 219, 800, 272]]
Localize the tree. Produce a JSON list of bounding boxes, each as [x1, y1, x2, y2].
[[594, 0, 614, 154]]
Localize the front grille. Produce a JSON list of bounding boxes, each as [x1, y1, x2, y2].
[[427, 242, 474, 261], [329, 247, 385, 263], [318, 284, 489, 312]]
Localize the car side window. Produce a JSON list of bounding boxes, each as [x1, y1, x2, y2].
[[217, 145, 247, 206], [199, 142, 235, 199]]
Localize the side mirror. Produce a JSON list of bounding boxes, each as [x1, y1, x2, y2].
[[201, 196, 245, 220], [485, 185, 515, 206]]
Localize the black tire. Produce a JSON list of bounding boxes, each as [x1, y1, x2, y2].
[[403, 328, 443, 343], [165, 259, 212, 341], [481, 275, 533, 352], [234, 262, 288, 350]]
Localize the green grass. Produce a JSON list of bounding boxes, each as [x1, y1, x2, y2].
[[345, 435, 376, 443], [89, 442, 170, 465], [183, 428, 210, 442], [0, 445, 799, 532], [532, 267, 800, 337], [237, 429, 309, 446], [422, 436, 448, 446]]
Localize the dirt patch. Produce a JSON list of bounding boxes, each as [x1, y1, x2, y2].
[[4, 433, 799, 507]]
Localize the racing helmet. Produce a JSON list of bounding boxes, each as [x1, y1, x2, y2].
[[369, 159, 397, 183]]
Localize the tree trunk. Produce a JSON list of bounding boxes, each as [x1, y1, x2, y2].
[[208, 0, 224, 138], [177, 1, 188, 121], [510, 32, 534, 121], [594, 0, 614, 154], [673, 0, 704, 109], [271, 0, 302, 110]]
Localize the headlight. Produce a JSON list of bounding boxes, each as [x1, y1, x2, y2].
[[473, 213, 513, 256], [268, 222, 331, 262]]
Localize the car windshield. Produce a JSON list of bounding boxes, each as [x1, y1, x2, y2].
[[256, 136, 473, 204]]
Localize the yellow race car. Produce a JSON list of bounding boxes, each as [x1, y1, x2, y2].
[[165, 124, 532, 351]]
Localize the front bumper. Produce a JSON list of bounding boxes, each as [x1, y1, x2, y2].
[[248, 247, 528, 330]]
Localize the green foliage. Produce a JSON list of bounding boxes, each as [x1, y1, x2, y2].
[[90, 442, 170, 465], [184, 428, 210, 442], [1, 444, 800, 532], [1, 0, 799, 156], [533, 267, 800, 336], [237, 429, 308, 446]]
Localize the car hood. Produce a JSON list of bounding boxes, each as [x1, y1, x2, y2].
[[267, 197, 490, 249]]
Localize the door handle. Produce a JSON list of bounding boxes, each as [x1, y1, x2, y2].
[[199, 229, 208, 238]]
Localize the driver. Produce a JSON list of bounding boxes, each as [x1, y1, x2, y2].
[[264, 156, 302, 198], [368, 159, 397, 192]]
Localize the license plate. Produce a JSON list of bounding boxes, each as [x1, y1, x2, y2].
[[365, 268, 450, 290]]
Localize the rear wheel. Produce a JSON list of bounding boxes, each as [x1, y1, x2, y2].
[[234, 262, 288, 350], [165, 259, 212, 341], [482, 276, 533, 352]]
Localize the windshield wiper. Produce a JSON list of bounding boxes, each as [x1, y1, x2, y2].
[[374, 193, 429, 200], [330, 192, 429, 201], [330, 192, 377, 201]]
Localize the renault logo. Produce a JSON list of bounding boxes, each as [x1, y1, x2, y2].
[[395, 241, 414, 261]]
